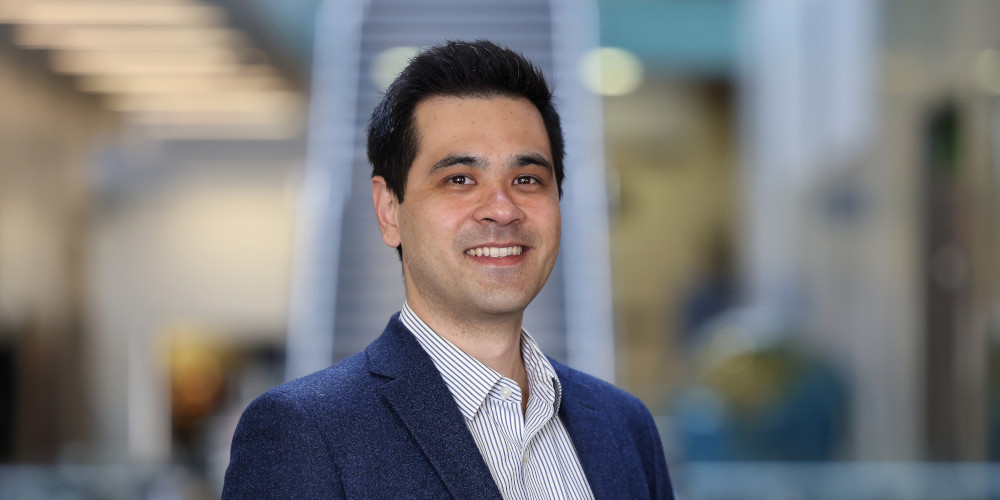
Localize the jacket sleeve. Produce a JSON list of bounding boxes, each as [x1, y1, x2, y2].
[[222, 390, 345, 499], [639, 407, 675, 500]]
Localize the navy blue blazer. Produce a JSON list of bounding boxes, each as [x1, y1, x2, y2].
[[223, 314, 674, 499]]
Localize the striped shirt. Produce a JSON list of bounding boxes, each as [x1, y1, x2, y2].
[[400, 303, 595, 500]]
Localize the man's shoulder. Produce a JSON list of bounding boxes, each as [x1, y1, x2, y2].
[[250, 312, 414, 408], [549, 358, 649, 412], [246, 350, 375, 416], [549, 357, 626, 396], [239, 312, 426, 419], [549, 359, 674, 499]]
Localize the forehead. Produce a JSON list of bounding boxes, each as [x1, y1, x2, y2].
[[411, 96, 550, 156]]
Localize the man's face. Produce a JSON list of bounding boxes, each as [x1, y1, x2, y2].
[[372, 96, 561, 326]]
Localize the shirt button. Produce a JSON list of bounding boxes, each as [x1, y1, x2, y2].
[[523, 449, 531, 462], [499, 387, 513, 399]]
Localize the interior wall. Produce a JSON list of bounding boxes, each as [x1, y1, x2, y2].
[[88, 139, 302, 462], [0, 34, 303, 463], [0, 40, 116, 460]]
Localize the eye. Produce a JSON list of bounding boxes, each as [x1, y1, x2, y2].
[[447, 175, 474, 185], [513, 175, 538, 185]]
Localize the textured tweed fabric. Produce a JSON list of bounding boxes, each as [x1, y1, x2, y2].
[[222, 313, 674, 499]]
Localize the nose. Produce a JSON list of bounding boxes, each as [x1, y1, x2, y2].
[[473, 184, 525, 226]]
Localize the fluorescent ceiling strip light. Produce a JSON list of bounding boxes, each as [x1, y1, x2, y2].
[[106, 90, 301, 114], [126, 111, 303, 140], [0, 2, 224, 26], [137, 123, 302, 141], [51, 47, 240, 75], [77, 73, 284, 94], [14, 25, 244, 50], [129, 110, 299, 126]]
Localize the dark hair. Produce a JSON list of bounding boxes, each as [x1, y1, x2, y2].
[[367, 40, 565, 205]]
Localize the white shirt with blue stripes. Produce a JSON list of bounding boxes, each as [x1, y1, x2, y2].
[[400, 303, 595, 500]]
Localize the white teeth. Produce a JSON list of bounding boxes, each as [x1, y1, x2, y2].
[[465, 246, 524, 258]]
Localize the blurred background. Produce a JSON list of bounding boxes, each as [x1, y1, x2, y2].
[[1, 0, 999, 498]]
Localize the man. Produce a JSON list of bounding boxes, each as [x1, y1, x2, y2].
[[223, 40, 673, 499]]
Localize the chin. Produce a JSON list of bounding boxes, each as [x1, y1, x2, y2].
[[474, 291, 537, 317]]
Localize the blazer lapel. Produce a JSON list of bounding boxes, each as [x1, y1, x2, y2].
[[556, 367, 633, 500], [367, 315, 503, 500]]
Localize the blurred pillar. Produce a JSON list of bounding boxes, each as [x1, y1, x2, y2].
[[285, 0, 365, 381], [738, 0, 876, 307], [551, 0, 616, 381], [738, 0, 919, 460]]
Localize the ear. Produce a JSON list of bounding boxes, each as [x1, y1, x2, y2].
[[371, 176, 401, 248]]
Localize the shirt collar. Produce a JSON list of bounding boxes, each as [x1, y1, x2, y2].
[[400, 302, 562, 420]]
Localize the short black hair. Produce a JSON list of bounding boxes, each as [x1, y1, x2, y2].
[[367, 40, 565, 205]]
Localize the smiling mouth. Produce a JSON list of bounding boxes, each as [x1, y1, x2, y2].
[[464, 245, 524, 258]]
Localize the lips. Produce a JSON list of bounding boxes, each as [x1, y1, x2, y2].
[[464, 245, 524, 257]]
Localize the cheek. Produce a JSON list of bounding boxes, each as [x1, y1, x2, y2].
[[425, 200, 470, 226], [399, 201, 461, 245], [537, 201, 561, 233]]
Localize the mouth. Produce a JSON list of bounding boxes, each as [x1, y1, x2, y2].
[[464, 245, 524, 258]]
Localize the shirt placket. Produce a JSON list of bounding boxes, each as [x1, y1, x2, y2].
[[524, 384, 566, 499], [484, 379, 521, 497]]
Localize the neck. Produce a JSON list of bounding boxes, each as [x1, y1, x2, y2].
[[405, 299, 527, 385]]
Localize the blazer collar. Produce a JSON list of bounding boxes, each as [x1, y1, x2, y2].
[[553, 361, 633, 500], [366, 314, 503, 500]]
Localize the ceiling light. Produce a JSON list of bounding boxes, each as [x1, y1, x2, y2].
[[127, 111, 303, 140], [0, 0, 304, 140], [130, 111, 291, 126], [50, 47, 240, 75], [579, 47, 645, 96], [105, 90, 301, 114], [77, 72, 283, 94], [138, 123, 303, 141], [370, 46, 419, 91], [14, 25, 244, 50], [0, 2, 224, 27]]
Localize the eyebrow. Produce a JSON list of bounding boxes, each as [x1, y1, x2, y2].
[[428, 154, 486, 176], [427, 152, 553, 177], [511, 153, 553, 172]]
